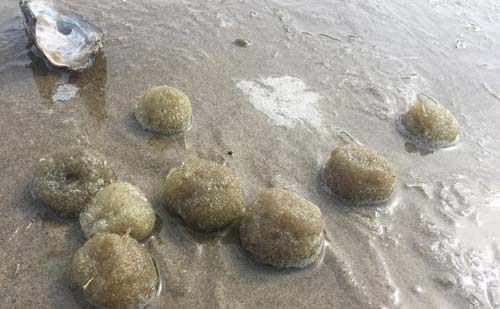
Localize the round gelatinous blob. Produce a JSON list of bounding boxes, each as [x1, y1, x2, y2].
[[240, 188, 325, 269], [398, 95, 460, 149], [164, 158, 244, 232], [324, 144, 395, 205], [72, 233, 158, 308], [80, 182, 156, 241], [32, 147, 116, 217], [135, 85, 192, 135]]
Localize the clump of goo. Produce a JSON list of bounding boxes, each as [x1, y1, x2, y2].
[[32, 147, 116, 217], [80, 182, 156, 241], [72, 233, 158, 308], [164, 158, 244, 232], [398, 95, 460, 148], [135, 85, 192, 135], [324, 144, 395, 205], [240, 188, 325, 269]]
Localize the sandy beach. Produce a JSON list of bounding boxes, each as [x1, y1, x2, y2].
[[1, 0, 500, 308]]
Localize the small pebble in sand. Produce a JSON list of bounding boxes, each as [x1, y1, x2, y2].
[[323, 143, 395, 205], [398, 95, 460, 149], [240, 188, 325, 269], [72, 233, 158, 308], [434, 273, 457, 290], [164, 158, 244, 232], [32, 147, 116, 217], [411, 285, 423, 294], [234, 38, 251, 47], [135, 85, 192, 135], [80, 182, 156, 241]]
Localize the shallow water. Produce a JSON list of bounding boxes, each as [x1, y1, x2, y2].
[[1, 0, 500, 308]]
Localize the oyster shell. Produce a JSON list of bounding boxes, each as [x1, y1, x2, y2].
[[20, 0, 103, 71]]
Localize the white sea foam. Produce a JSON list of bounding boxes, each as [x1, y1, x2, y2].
[[52, 73, 78, 103], [236, 76, 322, 130], [52, 83, 78, 103]]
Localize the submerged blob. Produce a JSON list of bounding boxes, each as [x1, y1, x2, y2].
[[72, 233, 158, 308], [398, 95, 460, 149], [164, 158, 244, 232], [135, 85, 192, 135], [32, 147, 115, 217], [80, 182, 156, 241], [20, 0, 104, 71], [324, 144, 395, 205], [240, 188, 325, 269]]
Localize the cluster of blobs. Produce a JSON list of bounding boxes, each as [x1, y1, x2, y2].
[[32, 147, 159, 308], [31, 85, 461, 308]]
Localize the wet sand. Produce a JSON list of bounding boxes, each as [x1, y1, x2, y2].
[[1, 0, 500, 308]]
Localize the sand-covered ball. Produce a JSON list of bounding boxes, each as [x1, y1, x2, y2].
[[72, 233, 158, 308], [135, 85, 192, 135], [240, 188, 325, 269], [398, 95, 460, 148], [164, 158, 244, 232], [32, 147, 116, 217], [80, 182, 156, 241], [324, 144, 395, 205]]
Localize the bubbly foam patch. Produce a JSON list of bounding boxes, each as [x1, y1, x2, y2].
[[52, 83, 78, 103], [236, 76, 322, 130]]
